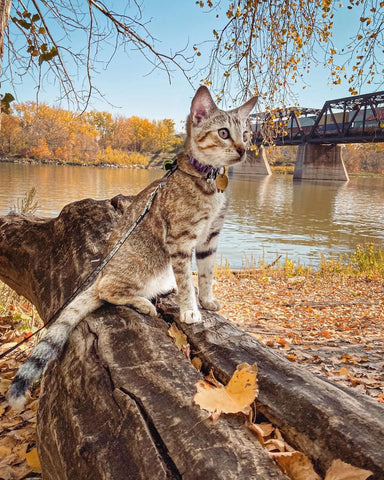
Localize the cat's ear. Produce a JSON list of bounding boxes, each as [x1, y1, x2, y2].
[[237, 96, 258, 121], [190, 86, 218, 125]]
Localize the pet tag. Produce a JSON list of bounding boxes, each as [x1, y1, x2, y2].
[[216, 168, 228, 192]]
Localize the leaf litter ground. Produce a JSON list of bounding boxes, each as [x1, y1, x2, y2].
[[212, 272, 384, 402]]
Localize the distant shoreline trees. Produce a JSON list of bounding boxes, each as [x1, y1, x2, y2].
[[0, 103, 183, 167], [1, 101, 383, 174]]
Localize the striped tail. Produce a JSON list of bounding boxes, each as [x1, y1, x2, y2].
[[7, 285, 101, 410]]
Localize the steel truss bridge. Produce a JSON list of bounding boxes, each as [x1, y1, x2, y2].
[[251, 90, 384, 146]]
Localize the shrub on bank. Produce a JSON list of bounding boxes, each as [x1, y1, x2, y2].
[[96, 147, 149, 167]]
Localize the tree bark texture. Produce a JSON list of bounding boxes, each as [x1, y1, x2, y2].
[[0, 195, 383, 479], [0, 0, 11, 68], [0, 0, 12, 128]]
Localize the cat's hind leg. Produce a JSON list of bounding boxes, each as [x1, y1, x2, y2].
[[97, 277, 157, 317]]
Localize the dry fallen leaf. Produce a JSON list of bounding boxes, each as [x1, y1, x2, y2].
[[204, 369, 223, 388], [248, 421, 283, 448], [167, 323, 188, 350], [0, 453, 20, 468], [247, 422, 265, 445], [259, 422, 275, 437], [180, 343, 190, 360], [194, 362, 258, 420], [213, 274, 384, 400], [0, 445, 12, 458], [0, 379, 11, 396], [167, 323, 190, 359], [0, 465, 16, 480], [271, 451, 321, 480], [191, 356, 202, 371], [12, 442, 28, 459], [7, 425, 36, 442], [325, 459, 373, 480], [28, 399, 39, 412], [25, 447, 42, 473], [265, 438, 291, 453]]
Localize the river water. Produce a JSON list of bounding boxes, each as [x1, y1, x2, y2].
[[1, 162, 383, 268]]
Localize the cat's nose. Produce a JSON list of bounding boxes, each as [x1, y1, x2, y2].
[[236, 146, 245, 156]]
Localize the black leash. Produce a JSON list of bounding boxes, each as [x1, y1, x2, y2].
[[0, 161, 178, 360]]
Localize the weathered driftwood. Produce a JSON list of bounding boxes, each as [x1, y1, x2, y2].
[[0, 196, 383, 479], [0, 195, 133, 321]]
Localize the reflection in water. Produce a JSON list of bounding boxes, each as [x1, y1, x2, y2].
[[0, 163, 163, 216], [1, 163, 383, 268]]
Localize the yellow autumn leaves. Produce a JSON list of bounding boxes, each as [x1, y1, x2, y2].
[[0, 324, 42, 479], [196, 0, 384, 107], [194, 362, 373, 480], [194, 363, 258, 421], [273, 455, 372, 480], [24, 448, 41, 473], [0, 394, 42, 478], [168, 323, 258, 421]]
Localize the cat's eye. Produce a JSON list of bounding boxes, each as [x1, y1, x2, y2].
[[218, 128, 230, 139]]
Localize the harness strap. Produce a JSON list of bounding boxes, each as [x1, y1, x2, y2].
[[0, 163, 178, 360]]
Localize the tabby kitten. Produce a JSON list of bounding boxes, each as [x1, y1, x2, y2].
[[8, 86, 257, 409]]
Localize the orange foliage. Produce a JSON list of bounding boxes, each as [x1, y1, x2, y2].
[[0, 103, 179, 167], [31, 138, 52, 160], [112, 115, 176, 153], [96, 146, 149, 167]]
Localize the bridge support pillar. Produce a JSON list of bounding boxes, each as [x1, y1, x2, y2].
[[233, 146, 272, 175], [293, 144, 349, 181]]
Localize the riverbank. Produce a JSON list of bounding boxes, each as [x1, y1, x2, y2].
[[213, 270, 384, 400], [0, 153, 173, 170], [2, 156, 384, 177]]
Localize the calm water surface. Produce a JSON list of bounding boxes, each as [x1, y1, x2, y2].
[[1, 162, 383, 268]]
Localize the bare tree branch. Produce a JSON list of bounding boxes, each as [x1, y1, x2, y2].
[[2, 0, 194, 111]]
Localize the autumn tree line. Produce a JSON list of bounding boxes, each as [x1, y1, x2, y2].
[[0, 103, 183, 167], [1, 102, 383, 173]]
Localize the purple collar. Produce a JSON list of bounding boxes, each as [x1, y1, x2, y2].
[[188, 155, 223, 180]]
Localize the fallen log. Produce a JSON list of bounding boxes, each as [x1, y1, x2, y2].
[[0, 194, 133, 321], [38, 307, 287, 480], [0, 196, 383, 479], [158, 297, 384, 478]]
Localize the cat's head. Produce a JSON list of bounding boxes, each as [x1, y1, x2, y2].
[[185, 86, 257, 168]]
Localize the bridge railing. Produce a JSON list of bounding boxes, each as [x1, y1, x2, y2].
[[250, 108, 319, 146], [251, 90, 384, 146]]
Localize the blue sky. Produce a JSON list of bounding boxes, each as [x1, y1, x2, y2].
[[2, 0, 383, 129]]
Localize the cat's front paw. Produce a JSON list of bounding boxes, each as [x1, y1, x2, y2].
[[199, 297, 221, 311], [181, 309, 202, 324]]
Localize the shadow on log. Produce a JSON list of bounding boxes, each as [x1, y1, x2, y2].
[[1, 196, 383, 479]]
